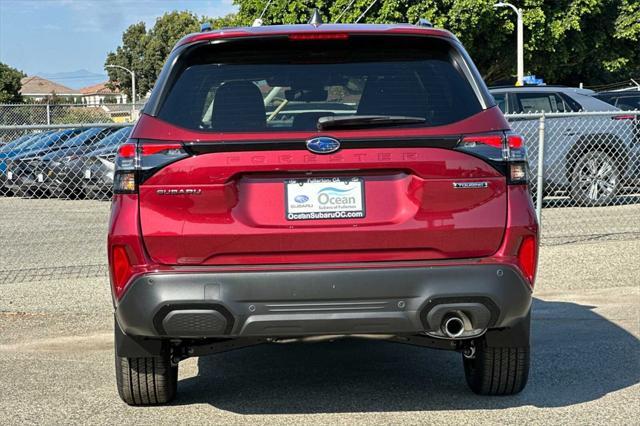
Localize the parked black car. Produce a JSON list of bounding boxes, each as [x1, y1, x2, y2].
[[1, 132, 50, 195], [11, 127, 118, 197], [3, 129, 84, 196], [57, 127, 131, 199]]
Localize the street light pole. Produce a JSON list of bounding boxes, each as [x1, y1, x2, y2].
[[105, 64, 136, 119], [494, 2, 524, 86]]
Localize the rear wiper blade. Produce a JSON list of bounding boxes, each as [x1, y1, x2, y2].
[[317, 115, 426, 130]]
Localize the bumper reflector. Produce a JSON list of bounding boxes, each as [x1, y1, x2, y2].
[[517, 236, 537, 286], [111, 245, 134, 299]]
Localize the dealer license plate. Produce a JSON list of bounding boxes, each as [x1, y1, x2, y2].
[[285, 177, 365, 221]]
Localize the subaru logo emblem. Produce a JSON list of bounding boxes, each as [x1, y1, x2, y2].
[[306, 137, 340, 154], [294, 195, 309, 203]]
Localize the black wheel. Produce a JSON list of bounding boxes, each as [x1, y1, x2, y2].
[[570, 151, 619, 206], [463, 339, 530, 395], [115, 354, 178, 405], [61, 182, 85, 200]]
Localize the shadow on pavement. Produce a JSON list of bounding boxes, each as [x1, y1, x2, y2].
[[175, 298, 639, 413]]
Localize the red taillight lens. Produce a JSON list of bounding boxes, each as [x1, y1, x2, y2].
[[111, 245, 134, 299], [117, 143, 136, 158], [289, 33, 349, 40], [138, 141, 189, 179], [517, 235, 538, 286], [506, 134, 524, 149], [113, 140, 190, 194], [140, 143, 184, 156], [461, 134, 503, 149], [458, 132, 528, 184], [461, 133, 523, 149]]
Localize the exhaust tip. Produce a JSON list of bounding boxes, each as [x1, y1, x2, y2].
[[442, 315, 465, 338]]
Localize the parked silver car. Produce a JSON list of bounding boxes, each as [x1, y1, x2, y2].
[[491, 86, 639, 205]]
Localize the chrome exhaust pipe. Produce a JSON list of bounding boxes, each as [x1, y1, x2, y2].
[[442, 314, 466, 338]]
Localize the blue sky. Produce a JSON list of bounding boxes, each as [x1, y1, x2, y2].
[[0, 0, 237, 87]]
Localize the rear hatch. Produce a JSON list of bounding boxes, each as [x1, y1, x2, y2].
[[133, 33, 511, 266]]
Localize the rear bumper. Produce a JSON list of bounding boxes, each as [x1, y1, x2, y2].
[[115, 264, 532, 339]]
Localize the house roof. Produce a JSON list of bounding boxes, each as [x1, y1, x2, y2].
[[19, 76, 78, 96], [80, 82, 121, 95]]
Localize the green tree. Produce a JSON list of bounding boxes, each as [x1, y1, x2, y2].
[[105, 11, 239, 99], [0, 62, 25, 103], [105, 21, 150, 101], [107, 2, 639, 87], [233, 0, 640, 85], [52, 106, 113, 125]]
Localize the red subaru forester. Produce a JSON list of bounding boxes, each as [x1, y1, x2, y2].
[[108, 22, 538, 405]]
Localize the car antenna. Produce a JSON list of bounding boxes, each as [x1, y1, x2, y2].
[[252, 0, 273, 27], [334, 0, 356, 23], [308, 8, 323, 26], [355, 0, 379, 23]]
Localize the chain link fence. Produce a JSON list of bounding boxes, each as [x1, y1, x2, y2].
[[0, 122, 132, 200], [0, 103, 143, 133], [506, 110, 640, 244], [0, 109, 638, 281], [0, 122, 131, 282]]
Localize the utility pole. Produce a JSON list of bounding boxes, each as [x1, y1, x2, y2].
[[494, 3, 524, 86], [105, 64, 137, 120]]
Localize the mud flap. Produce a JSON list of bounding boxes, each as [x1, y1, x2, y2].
[[484, 310, 531, 347], [114, 317, 165, 357]]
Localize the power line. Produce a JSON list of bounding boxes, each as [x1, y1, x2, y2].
[[335, 0, 357, 23], [258, 0, 273, 19], [355, 0, 379, 23]]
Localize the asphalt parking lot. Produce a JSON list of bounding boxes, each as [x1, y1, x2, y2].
[[0, 198, 639, 424]]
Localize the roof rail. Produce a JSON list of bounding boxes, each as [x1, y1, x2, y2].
[[416, 18, 433, 28]]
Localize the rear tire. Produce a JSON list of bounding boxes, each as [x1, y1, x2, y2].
[[463, 340, 530, 395], [115, 354, 178, 405]]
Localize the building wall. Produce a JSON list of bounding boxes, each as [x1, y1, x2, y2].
[[82, 94, 128, 106]]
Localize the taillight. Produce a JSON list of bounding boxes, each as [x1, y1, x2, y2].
[[517, 235, 538, 286], [113, 139, 190, 194], [460, 134, 503, 149], [140, 143, 184, 156], [117, 143, 136, 159], [506, 134, 524, 149], [111, 245, 134, 299], [457, 131, 528, 185]]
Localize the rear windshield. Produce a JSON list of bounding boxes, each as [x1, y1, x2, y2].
[[157, 36, 483, 132]]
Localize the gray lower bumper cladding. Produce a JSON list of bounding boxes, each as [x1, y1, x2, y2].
[[115, 264, 532, 340]]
